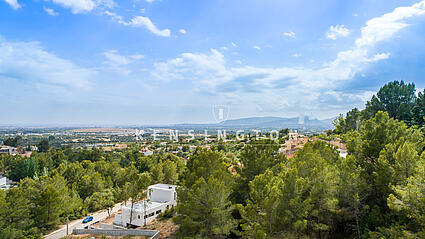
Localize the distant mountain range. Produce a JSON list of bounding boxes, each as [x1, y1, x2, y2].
[[0, 117, 335, 131], [173, 116, 335, 131]]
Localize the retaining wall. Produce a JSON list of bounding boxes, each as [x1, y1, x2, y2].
[[73, 228, 160, 238]]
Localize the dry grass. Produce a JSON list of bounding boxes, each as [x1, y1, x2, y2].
[[142, 219, 179, 238]]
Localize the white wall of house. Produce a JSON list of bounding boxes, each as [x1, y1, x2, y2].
[[0, 177, 6, 187], [147, 184, 177, 203], [114, 184, 177, 227], [117, 200, 176, 227]]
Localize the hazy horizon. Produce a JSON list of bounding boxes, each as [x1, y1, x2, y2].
[[0, 114, 336, 128]]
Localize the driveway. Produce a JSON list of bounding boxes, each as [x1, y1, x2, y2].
[[44, 202, 125, 239]]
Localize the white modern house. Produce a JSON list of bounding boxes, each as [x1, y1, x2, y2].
[[337, 149, 347, 158], [0, 174, 16, 190], [114, 184, 177, 227], [0, 145, 17, 155]]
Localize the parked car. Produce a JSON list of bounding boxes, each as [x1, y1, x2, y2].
[[82, 216, 93, 223]]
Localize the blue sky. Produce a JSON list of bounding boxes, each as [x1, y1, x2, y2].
[[2, 0, 425, 125]]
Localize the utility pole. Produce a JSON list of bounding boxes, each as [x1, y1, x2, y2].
[[144, 201, 147, 227]]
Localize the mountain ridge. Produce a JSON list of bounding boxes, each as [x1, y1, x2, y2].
[[173, 116, 334, 130]]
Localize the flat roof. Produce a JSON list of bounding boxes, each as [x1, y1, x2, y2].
[[125, 200, 165, 212], [149, 183, 177, 190]]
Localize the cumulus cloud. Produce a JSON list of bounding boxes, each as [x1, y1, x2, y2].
[[149, 1, 425, 115], [283, 31, 296, 39], [50, 0, 115, 14], [151, 49, 230, 85], [326, 25, 350, 40], [355, 1, 425, 48], [253, 45, 261, 50], [0, 38, 95, 92], [43, 6, 59, 16], [371, 52, 390, 61], [179, 29, 187, 34], [50, 0, 96, 13], [4, 0, 20, 10]]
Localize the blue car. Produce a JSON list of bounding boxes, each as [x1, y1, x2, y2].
[[82, 216, 93, 223]]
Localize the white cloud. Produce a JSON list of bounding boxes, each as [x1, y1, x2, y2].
[[179, 29, 187, 34], [292, 53, 301, 57], [0, 38, 95, 92], [355, 1, 425, 48], [43, 6, 59, 16], [101, 0, 116, 8], [4, 0, 20, 10], [104, 50, 144, 65], [371, 52, 390, 61], [151, 49, 230, 85], [50, 0, 115, 14], [51, 0, 96, 13], [149, 1, 425, 115], [105, 12, 171, 37], [253, 45, 261, 50], [125, 16, 171, 37], [283, 31, 296, 39], [231, 42, 237, 47], [103, 50, 144, 74], [104, 10, 124, 24], [326, 25, 350, 40], [131, 54, 145, 60]]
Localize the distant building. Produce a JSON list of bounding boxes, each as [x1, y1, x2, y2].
[[143, 151, 153, 156], [114, 184, 177, 227], [288, 131, 298, 141], [114, 144, 128, 150], [0, 174, 16, 190], [280, 133, 309, 158], [0, 145, 17, 155], [337, 149, 347, 158]]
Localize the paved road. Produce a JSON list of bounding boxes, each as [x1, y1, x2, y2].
[[44, 202, 124, 239]]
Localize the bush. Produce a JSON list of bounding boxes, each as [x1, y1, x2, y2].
[[158, 207, 175, 220]]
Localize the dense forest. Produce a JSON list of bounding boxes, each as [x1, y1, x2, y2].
[[0, 147, 186, 238], [175, 81, 425, 238], [1, 80, 425, 238]]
